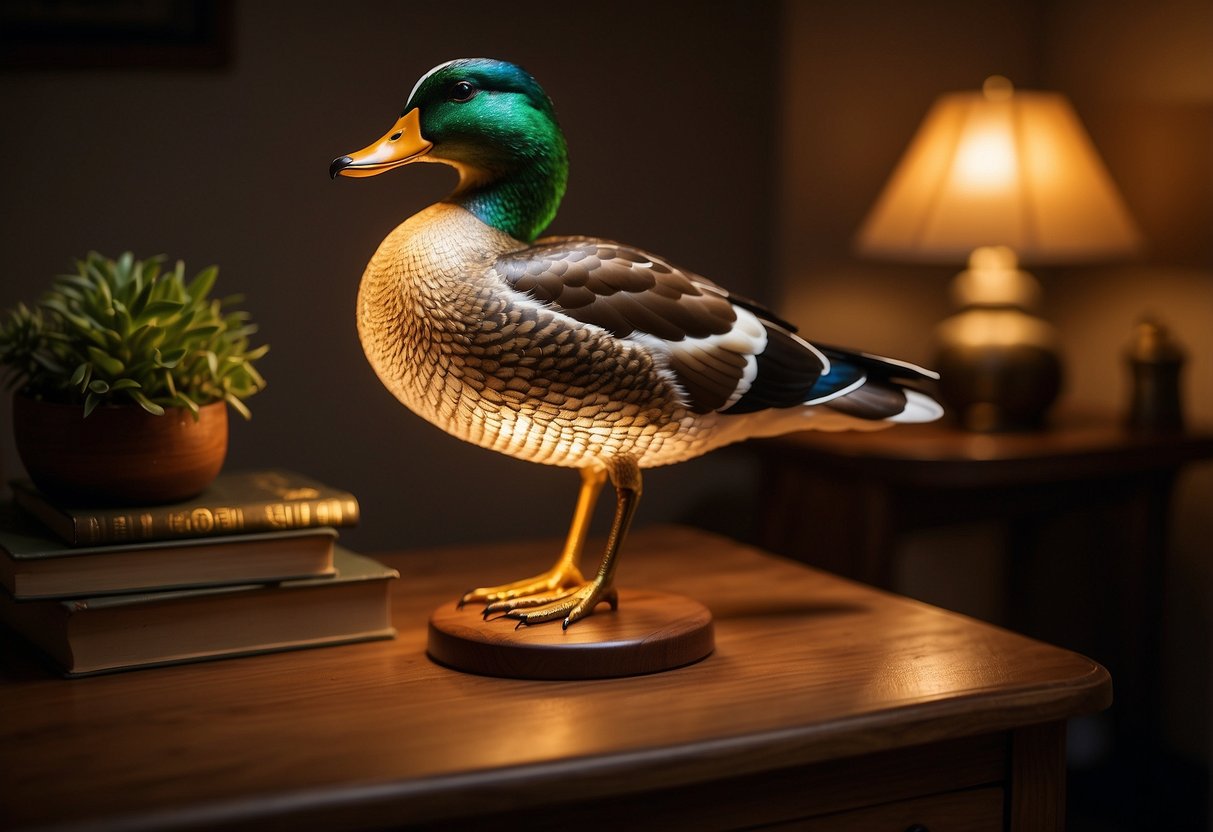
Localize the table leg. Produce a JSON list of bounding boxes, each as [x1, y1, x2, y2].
[[1009, 721, 1066, 832]]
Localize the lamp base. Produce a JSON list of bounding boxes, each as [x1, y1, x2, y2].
[[934, 248, 1063, 432], [427, 589, 714, 679], [937, 335, 1062, 432]]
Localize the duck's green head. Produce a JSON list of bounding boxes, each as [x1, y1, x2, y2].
[[330, 58, 568, 243]]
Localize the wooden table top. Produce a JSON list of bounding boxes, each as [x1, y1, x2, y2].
[[0, 526, 1110, 831], [750, 415, 1213, 486]]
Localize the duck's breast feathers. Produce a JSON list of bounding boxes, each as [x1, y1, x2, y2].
[[492, 237, 827, 414]]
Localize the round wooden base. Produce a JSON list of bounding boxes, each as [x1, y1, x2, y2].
[[427, 589, 714, 680]]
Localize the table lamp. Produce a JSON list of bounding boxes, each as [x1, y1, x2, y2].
[[857, 76, 1141, 431]]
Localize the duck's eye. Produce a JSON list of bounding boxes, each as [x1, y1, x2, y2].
[[448, 81, 477, 102]]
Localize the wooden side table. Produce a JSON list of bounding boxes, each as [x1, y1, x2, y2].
[[1, 526, 1109, 831], [750, 415, 1212, 588], [748, 416, 1213, 786]]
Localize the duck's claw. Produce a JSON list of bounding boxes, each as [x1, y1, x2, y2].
[[458, 563, 586, 609], [483, 586, 580, 618], [502, 581, 619, 629]]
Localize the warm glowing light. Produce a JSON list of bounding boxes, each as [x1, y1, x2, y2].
[[953, 126, 1017, 192], [857, 77, 1141, 263]]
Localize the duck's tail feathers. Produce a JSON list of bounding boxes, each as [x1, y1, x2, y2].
[[811, 344, 942, 425], [825, 383, 943, 424], [713, 321, 943, 427]]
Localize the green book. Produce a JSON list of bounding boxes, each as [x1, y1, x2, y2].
[[0, 548, 398, 676], [0, 503, 337, 599], [11, 469, 360, 547]]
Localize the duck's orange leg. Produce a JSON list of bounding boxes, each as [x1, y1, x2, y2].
[[487, 457, 641, 629], [459, 465, 607, 608]]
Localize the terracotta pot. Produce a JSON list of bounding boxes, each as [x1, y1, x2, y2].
[[12, 394, 228, 505]]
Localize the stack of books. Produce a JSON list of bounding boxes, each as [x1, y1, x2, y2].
[[0, 469, 397, 676]]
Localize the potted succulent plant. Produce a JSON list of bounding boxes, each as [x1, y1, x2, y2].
[[0, 252, 268, 504]]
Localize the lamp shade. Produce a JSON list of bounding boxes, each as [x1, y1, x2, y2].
[[857, 77, 1141, 264]]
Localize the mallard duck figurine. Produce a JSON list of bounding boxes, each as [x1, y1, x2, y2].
[[331, 58, 942, 629]]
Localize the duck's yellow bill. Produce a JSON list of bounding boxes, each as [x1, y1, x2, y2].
[[330, 108, 432, 179]]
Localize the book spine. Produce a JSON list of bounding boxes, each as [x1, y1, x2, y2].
[[70, 497, 360, 545]]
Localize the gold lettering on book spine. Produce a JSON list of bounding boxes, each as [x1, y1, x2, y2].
[[97, 514, 155, 541], [262, 499, 353, 528], [163, 507, 245, 534], [213, 507, 245, 532], [265, 503, 290, 528], [166, 511, 191, 534], [111, 515, 131, 540], [191, 509, 215, 533]]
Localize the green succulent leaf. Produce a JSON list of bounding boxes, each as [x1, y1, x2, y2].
[[40, 300, 91, 332], [0, 252, 267, 418], [95, 275, 114, 310], [187, 325, 222, 340], [187, 266, 219, 303], [83, 260, 108, 288], [69, 362, 89, 387], [244, 362, 266, 389], [31, 352, 66, 374], [165, 308, 196, 339], [114, 306, 134, 338], [128, 323, 164, 356], [143, 259, 163, 284], [156, 347, 187, 368], [58, 275, 94, 293], [86, 346, 124, 376], [116, 252, 134, 285], [123, 359, 157, 379], [134, 300, 185, 325], [129, 277, 155, 318], [130, 390, 165, 416], [173, 392, 200, 414], [224, 392, 251, 420]]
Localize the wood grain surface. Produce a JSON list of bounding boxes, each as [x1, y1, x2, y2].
[[0, 525, 1110, 831], [428, 589, 714, 679]]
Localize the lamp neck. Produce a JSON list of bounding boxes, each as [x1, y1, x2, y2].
[[952, 246, 1041, 310]]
